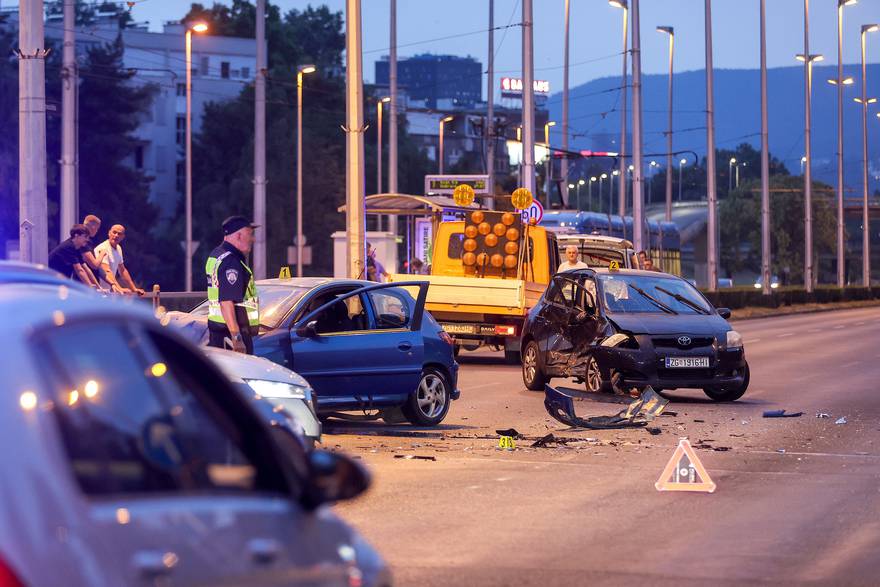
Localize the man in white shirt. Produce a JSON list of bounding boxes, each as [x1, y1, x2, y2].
[[557, 245, 589, 273], [94, 224, 145, 295]]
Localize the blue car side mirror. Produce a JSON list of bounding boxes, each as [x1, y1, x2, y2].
[[716, 308, 731, 320], [295, 320, 318, 338]]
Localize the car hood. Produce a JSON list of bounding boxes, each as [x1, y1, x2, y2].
[[606, 312, 729, 336], [164, 311, 208, 344]]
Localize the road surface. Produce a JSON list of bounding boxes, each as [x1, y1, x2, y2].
[[328, 307, 880, 586]]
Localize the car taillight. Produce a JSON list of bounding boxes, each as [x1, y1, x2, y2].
[[0, 556, 24, 587], [438, 330, 454, 345], [494, 325, 516, 336]]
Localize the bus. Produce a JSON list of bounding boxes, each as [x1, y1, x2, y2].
[[541, 210, 681, 276]]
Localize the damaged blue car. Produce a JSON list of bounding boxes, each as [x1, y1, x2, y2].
[[520, 268, 749, 402]]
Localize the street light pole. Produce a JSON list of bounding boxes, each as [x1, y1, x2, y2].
[[590, 176, 596, 210], [486, 0, 495, 208], [728, 157, 736, 192], [678, 158, 686, 201], [705, 0, 718, 291], [345, 0, 366, 279], [185, 22, 208, 291], [522, 0, 536, 196], [630, 0, 645, 251], [859, 24, 878, 287], [60, 0, 78, 240], [834, 0, 857, 288], [609, 0, 628, 216], [297, 65, 316, 278], [388, 0, 398, 231], [657, 26, 674, 222], [439, 116, 453, 174], [544, 120, 556, 203], [562, 0, 570, 207], [253, 0, 267, 280], [760, 0, 772, 295]]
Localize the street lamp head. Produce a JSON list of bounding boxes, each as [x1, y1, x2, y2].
[[590, 176, 597, 182], [612, 169, 620, 176], [298, 64, 317, 74], [601, 173, 608, 179], [441, 115, 454, 123], [190, 22, 209, 33], [628, 164, 634, 171], [380, 96, 391, 103], [546, 121, 556, 127], [840, 0, 857, 6], [796, 53, 824, 63], [568, 183, 575, 189], [730, 157, 736, 164], [650, 160, 657, 167], [801, 156, 807, 163], [680, 158, 687, 165], [608, 0, 627, 9], [862, 24, 880, 34], [578, 179, 586, 185], [656, 26, 674, 36]]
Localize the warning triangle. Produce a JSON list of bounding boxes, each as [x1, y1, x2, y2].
[[655, 438, 716, 493]]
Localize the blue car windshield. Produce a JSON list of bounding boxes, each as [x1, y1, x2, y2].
[[598, 274, 713, 315], [191, 285, 310, 328]]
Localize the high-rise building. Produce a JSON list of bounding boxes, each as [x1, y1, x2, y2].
[[375, 54, 482, 109]]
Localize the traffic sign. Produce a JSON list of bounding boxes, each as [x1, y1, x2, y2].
[[520, 199, 544, 225]]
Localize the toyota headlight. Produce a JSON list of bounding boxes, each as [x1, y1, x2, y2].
[[726, 330, 743, 350], [600, 333, 639, 349], [244, 379, 309, 400]]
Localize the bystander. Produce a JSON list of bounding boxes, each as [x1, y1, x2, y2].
[[94, 224, 145, 295], [48, 225, 102, 288]]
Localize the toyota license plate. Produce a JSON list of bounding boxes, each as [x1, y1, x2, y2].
[[442, 323, 477, 335], [665, 356, 710, 368]]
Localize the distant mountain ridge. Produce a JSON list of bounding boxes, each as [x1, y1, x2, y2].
[[547, 63, 880, 192]]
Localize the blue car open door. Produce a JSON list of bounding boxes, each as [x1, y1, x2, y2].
[[289, 282, 429, 408]]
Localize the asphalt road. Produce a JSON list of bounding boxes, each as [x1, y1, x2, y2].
[[328, 307, 880, 586]]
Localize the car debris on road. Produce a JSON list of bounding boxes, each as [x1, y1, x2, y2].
[[763, 409, 804, 418], [544, 385, 669, 430]]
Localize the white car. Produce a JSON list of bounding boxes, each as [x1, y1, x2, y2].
[[204, 347, 322, 448], [0, 278, 389, 587]]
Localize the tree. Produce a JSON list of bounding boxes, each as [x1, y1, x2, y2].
[[75, 36, 161, 284]]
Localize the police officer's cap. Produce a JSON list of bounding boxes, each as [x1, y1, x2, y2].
[[222, 215, 259, 235]]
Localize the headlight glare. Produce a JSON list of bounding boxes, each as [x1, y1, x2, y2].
[[245, 379, 308, 399]]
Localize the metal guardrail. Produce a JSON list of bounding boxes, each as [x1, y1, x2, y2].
[[142, 285, 207, 313]]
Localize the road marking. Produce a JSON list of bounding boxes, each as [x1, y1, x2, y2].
[[842, 361, 861, 369], [747, 338, 761, 343], [466, 381, 509, 391], [496, 477, 512, 482], [833, 325, 845, 330], [855, 321, 866, 326], [779, 333, 794, 338]]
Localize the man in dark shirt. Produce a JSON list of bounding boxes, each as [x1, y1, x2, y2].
[[48, 225, 94, 286]]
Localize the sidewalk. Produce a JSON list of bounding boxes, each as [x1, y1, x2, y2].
[[731, 298, 880, 321]]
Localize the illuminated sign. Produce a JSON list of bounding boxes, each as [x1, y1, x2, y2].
[[500, 77, 550, 96], [424, 175, 490, 196]]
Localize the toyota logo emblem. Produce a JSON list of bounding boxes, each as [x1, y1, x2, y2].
[[677, 336, 692, 346]]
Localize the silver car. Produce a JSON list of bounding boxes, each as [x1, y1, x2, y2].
[[204, 347, 322, 448], [0, 280, 389, 587]]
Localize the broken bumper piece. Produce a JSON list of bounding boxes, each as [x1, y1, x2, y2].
[[544, 385, 669, 430]]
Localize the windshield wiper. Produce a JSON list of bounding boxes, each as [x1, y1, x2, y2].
[[654, 286, 710, 315], [626, 283, 678, 314]]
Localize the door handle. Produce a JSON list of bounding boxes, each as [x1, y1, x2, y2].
[[133, 550, 178, 578], [248, 538, 281, 564], [398, 341, 412, 351]]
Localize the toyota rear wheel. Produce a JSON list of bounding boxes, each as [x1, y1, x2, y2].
[[522, 341, 546, 391]]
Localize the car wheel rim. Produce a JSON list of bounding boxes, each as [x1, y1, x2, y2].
[[586, 356, 602, 392], [417, 373, 447, 418], [524, 345, 537, 384]]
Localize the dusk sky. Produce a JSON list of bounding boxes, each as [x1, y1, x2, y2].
[[127, 0, 880, 98]]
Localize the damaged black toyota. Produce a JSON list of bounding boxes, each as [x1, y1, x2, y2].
[[520, 268, 749, 402]]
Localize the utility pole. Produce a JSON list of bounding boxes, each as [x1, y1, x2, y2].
[[18, 0, 49, 264], [630, 0, 644, 251], [345, 0, 366, 279], [388, 0, 398, 233], [610, 0, 628, 217], [60, 0, 77, 240], [760, 0, 771, 295], [705, 0, 718, 291], [561, 0, 570, 207], [486, 0, 495, 209], [253, 0, 267, 280], [521, 0, 536, 196], [657, 26, 674, 223]]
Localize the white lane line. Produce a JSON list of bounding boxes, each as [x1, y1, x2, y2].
[[833, 325, 845, 329], [466, 381, 509, 391], [855, 321, 866, 326], [841, 361, 861, 369], [779, 333, 794, 338], [746, 338, 762, 343]]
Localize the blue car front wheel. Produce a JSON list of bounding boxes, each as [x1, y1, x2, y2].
[[403, 367, 451, 427]]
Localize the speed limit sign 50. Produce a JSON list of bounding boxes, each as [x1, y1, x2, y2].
[[520, 199, 544, 225]]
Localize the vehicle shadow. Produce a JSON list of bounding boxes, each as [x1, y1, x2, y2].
[[322, 420, 480, 438], [455, 352, 516, 367]]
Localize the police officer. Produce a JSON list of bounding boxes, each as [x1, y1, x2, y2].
[[205, 216, 259, 354]]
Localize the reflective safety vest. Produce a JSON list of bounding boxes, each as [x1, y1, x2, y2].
[[206, 250, 259, 328]]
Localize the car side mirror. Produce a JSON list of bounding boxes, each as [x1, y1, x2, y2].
[[295, 320, 318, 338], [717, 307, 732, 320], [301, 449, 370, 510]]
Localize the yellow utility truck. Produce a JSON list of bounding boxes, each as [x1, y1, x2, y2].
[[389, 210, 560, 362]]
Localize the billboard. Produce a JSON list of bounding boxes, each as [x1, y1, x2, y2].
[[500, 77, 550, 98]]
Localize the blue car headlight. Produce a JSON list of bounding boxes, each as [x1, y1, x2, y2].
[[725, 330, 743, 350]]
